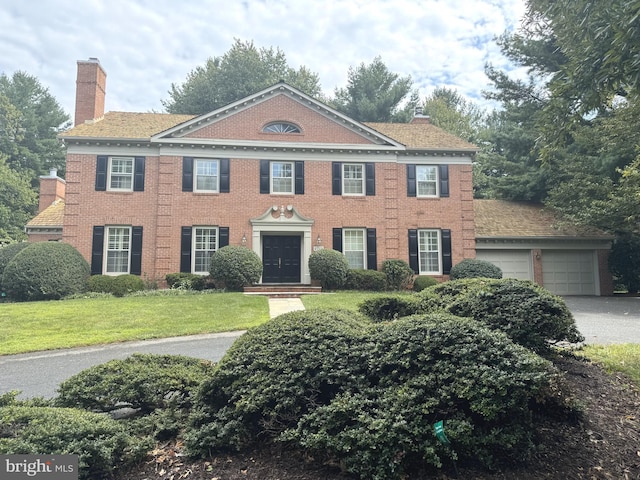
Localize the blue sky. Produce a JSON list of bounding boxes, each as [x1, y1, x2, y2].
[[0, 0, 527, 120]]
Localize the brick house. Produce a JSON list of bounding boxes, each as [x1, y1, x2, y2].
[[57, 58, 476, 285]]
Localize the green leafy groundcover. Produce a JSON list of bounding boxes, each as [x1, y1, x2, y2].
[[187, 309, 577, 480]]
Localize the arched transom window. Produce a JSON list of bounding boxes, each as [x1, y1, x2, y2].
[[262, 122, 301, 134]]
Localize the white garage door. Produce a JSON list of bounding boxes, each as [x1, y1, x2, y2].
[[476, 250, 533, 280], [542, 251, 596, 295]]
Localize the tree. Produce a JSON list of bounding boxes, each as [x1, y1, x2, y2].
[[422, 87, 485, 142], [332, 56, 414, 122], [163, 39, 323, 114], [0, 156, 37, 243], [0, 72, 69, 180]]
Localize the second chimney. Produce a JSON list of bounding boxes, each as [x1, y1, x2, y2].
[[74, 58, 107, 126]]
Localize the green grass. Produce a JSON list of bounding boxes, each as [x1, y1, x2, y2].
[[0, 293, 269, 355], [578, 344, 640, 387]]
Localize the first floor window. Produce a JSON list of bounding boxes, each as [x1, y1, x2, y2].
[[193, 227, 218, 274], [271, 161, 294, 194], [416, 165, 438, 197], [343, 228, 366, 269], [106, 226, 131, 274], [418, 229, 440, 274], [109, 157, 134, 190]]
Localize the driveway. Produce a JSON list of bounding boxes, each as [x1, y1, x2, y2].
[[563, 296, 640, 345]]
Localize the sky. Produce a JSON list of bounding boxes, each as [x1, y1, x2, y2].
[[0, 0, 527, 121]]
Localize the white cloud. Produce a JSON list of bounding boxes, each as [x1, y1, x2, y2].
[[0, 0, 527, 120]]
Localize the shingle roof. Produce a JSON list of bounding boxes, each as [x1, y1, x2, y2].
[[26, 200, 65, 227], [365, 122, 478, 151], [474, 199, 611, 239]]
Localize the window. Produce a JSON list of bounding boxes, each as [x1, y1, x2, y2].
[[271, 161, 294, 194], [343, 229, 366, 269], [195, 159, 219, 192], [108, 157, 134, 190], [263, 122, 301, 133], [416, 165, 438, 197], [105, 226, 131, 274], [342, 164, 364, 195], [193, 227, 218, 274], [418, 229, 441, 274]]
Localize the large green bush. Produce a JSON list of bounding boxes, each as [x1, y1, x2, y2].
[[2, 242, 90, 301], [308, 248, 349, 289], [417, 278, 584, 353], [450, 258, 503, 280], [345, 268, 387, 291], [0, 405, 149, 480], [0, 242, 30, 293], [381, 259, 414, 290], [209, 246, 262, 291], [186, 310, 575, 479]]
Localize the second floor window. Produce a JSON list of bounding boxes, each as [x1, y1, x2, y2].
[[195, 159, 219, 192], [271, 162, 294, 194], [342, 164, 364, 195], [109, 157, 133, 190], [416, 165, 438, 197]]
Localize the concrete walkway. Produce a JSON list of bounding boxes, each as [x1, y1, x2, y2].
[[268, 297, 305, 318]]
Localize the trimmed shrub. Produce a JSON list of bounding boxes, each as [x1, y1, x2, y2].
[[450, 258, 503, 280], [110, 274, 144, 297], [209, 246, 262, 291], [308, 248, 349, 289], [417, 278, 584, 353], [187, 310, 574, 479], [2, 242, 90, 301], [165, 272, 210, 290], [345, 269, 387, 291], [86, 274, 114, 293], [358, 295, 419, 321], [0, 242, 30, 293], [412, 275, 438, 292], [381, 259, 414, 290], [0, 405, 149, 480]]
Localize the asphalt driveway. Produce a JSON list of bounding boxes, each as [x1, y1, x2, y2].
[[563, 296, 640, 344]]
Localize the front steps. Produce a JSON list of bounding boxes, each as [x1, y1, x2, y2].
[[243, 284, 322, 297]]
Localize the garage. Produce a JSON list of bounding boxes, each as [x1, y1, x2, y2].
[[541, 250, 597, 296], [476, 250, 533, 281]]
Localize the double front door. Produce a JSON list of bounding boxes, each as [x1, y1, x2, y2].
[[262, 235, 301, 283]]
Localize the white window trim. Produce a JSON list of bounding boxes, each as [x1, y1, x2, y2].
[[107, 156, 134, 192], [343, 228, 366, 269], [192, 226, 219, 275], [194, 159, 220, 193], [416, 165, 439, 198], [342, 163, 365, 196], [418, 229, 441, 275], [104, 226, 131, 275], [270, 161, 294, 194]]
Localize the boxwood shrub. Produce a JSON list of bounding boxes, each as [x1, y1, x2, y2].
[[450, 258, 503, 280], [358, 295, 419, 321], [0, 405, 149, 480], [308, 248, 349, 289], [2, 242, 90, 301], [165, 272, 210, 290], [86, 274, 114, 293], [186, 309, 575, 479], [381, 259, 414, 290], [209, 245, 262, 291], [0, 242, 30, 293], [412, 275, 439, 291], [345, 269, 387, 291]]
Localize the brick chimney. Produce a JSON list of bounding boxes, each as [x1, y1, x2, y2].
[[38, 168, 66, 212], [411, 106, 431, 125], [74, 58, 106, 126]]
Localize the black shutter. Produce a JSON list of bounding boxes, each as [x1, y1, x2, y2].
[[295, 161, 304, 194], [408, 229, 419, 274], [333, 228, 343, 251], [133, 157, 145, 192], [439, 165, 449, 198], [442, 229, 452, 274], [130, 226, 143, 275], [95, 156, 108, 191], [91, 226, 105, 275], [365, 163, 375, 196], [219, 227, 229, 248], [220, 158, 230, 193], [182, 157, 194, 192], [366, 228, 377, 270], [180, 227, 192, 273], [407, 164, 416, 197], [260, 160, 270, 194], [332, 162, 342, 195]]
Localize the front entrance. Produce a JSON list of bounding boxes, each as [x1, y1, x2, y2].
[[262, 235, 301, 283]]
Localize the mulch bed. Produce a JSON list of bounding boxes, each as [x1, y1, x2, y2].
[[118, 355, 640, 480]]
